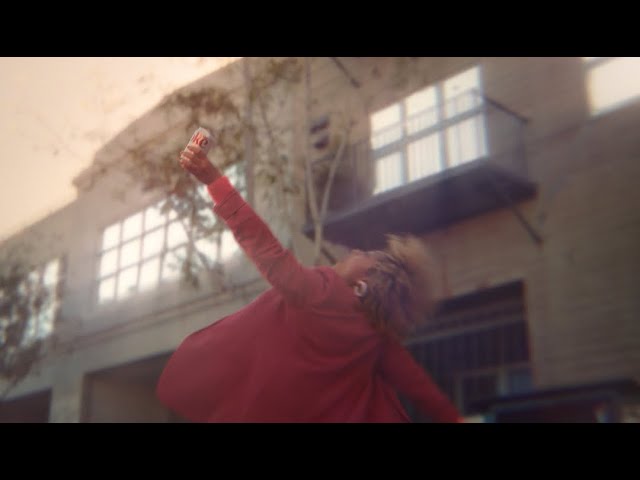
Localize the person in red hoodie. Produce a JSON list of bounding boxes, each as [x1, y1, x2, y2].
[[156, 140, 462, 423]]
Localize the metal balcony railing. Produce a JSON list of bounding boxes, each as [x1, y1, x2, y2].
[[310, 90, 529, 216]]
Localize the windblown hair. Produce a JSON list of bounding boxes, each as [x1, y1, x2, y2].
[[359, 235, 440, 339]]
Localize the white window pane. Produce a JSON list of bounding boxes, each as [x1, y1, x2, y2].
[[121, 212, 143, 241], [224, 163, 246, 192], [374, 153, 403, 194], [37, 303, 55, 339], [406, 108, 439, 135], [145, 203, 166, 230], [408, 134, 442, 181], [195, 237, 219, 267], [371, 103, 401, 131], [444, 66, 482, 118], [26, 270, 40, 290], [99, 249, 119, 277], [198, 206, 218, 229], [445, 91, 482, 119], [23, 316, 37, 343], [43, 259, 60, 286], [444, 66, 481, 100], [18, 278, 29, 296], [220, 230, 239, 261], [167, 221, 189, 249], [446, 115, 487, 167], [117, 266, 138, 299], [142, 228, 165, 259], [0, 318, 7, 345], [406, 85, 439, 134], [139, 257, 160, 292], [119, 239, 141, 269], [197, 185, 211, 204], [162, 247, 187, 281], [371, 125, 402, 149], [371, 103, 403, 150], [405, 86, 437, 115], [102, 223, 120, 250], [98, 276, 116, 304], [587, 57, 640, 115], [166, 201, 178, 221]]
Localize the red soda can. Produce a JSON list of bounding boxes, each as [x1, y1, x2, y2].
[[189, 127, 214, 154]]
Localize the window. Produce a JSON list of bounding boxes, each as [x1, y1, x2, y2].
[[404, 282, 532, 419], [583, 57, 640, 115], [370, 66, 488, 194], [0, 258, 64, 346], [96, 163, 245, 305]]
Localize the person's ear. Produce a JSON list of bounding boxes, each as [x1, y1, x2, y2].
[[354, 280, 368, 297]]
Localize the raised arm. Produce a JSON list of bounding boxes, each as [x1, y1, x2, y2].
[[180, 144, 335, 307], [379, 337, 463, 423]]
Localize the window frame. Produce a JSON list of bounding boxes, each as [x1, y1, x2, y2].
[[370, 65, 489, 194], [404, 282, 533, 418], [0, 257, 64, 345], [95, 162, 246, 306], [583, 56, 640, 116]]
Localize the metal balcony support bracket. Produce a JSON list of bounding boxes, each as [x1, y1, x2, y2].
[[484, 169, 544, 246], [330, 57, 362, 89]]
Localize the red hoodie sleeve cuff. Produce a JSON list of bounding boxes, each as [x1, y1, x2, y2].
[[207, 176, 235, 206]]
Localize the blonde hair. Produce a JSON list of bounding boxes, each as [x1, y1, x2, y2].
[[358, 235, 440, 339]]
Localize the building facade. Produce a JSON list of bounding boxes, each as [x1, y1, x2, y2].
[[1, 57, 639, 422]]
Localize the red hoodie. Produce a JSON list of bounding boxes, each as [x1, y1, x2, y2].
[[156, 176, 461, 423]]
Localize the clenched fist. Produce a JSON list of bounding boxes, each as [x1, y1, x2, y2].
[[179, 144, 222, 185]]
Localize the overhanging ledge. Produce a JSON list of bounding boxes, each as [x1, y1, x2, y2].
[[303, 161, 537, 250]]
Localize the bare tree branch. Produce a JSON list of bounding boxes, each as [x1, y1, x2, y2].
[[304, 58, 321, 238], [242, 58, 256, 206], [312, 125, 351, 264]]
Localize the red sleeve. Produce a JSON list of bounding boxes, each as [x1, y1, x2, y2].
[[379, 337, 463, 423], [207, 176, 335, 307]]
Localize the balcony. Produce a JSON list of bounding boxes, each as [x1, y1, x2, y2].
[[304, 91, 536, 250]]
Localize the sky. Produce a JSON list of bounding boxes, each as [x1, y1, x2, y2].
[[0, 57, 239, 242]]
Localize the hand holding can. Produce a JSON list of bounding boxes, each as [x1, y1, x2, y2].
[[180, 128, 222, 185]]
